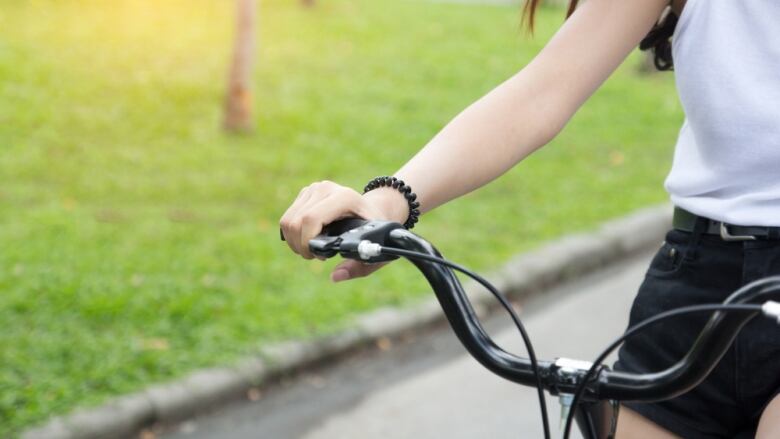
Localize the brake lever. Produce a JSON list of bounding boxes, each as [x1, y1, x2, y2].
[[311, 219, 405, 263], [281, 218, 405, 262], [307, 218, 369, 259]]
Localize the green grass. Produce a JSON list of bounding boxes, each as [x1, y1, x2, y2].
[[0, 0, 683, 434]]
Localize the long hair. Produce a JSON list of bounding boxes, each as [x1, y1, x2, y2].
[[522, 0, 677, 71]]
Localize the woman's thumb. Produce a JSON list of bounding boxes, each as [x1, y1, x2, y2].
[[331, 259, 385, 283]]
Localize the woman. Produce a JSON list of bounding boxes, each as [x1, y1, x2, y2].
[[280, 0, 780, 437]]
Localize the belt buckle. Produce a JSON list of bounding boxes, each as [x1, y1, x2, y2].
[[719, 222, 757, 242]]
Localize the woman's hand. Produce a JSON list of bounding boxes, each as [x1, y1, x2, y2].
[[279, 181, 409, 282]]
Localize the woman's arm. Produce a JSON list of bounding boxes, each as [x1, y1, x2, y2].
[[281, 0, 668, 275], [378, 0, 670, 214]]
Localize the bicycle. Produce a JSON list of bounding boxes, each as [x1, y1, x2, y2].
[[295, 218, 780, 439]]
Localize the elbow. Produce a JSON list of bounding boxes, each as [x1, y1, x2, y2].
[[509, 68, 582, 153], [518, 99, 571, 154], [510, 83, 576, 155]]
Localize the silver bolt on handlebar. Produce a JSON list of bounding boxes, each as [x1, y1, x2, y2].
[[762, 301, 780, 324], [357, 240, 382, 260], [554, 357, 594, 372]]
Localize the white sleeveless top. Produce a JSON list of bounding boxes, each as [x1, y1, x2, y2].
[[665, 0, 780, 226]]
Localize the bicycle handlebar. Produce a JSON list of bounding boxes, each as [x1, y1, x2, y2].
[[307, 219, 780, 403]]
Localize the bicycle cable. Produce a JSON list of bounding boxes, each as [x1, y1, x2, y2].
[[561, 302, 768, 439], [378, 246, 552, 439]]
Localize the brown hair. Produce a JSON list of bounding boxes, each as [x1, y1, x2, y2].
[[521, 0, 579, 32], [521, 0, 677, 71]]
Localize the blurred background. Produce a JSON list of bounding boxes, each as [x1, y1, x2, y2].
[[0, 0, 682, 435]]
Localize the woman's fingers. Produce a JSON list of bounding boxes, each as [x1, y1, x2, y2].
[[280, 181, 337, 256], [296, 187, 385, 259], [280, 181, 365, 257], [280, 185, 314, 254], [297, 194, 340, 259], [280, 180, 393, 280]]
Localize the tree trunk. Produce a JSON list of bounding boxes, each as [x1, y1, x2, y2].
[[224, 0, 255, 133]]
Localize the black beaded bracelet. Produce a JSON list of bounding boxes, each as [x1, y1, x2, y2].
[[363, 176, 420, 229]]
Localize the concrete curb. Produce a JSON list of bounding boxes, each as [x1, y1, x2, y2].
[[21, 204, 672, 439]]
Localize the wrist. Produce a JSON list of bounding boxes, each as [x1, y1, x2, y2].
[[362, 187, 410, 224]]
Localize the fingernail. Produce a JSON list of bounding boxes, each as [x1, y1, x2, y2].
[[331, 269, 350, 283]]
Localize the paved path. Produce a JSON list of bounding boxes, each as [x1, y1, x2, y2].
[[164, 250, 654, 439]]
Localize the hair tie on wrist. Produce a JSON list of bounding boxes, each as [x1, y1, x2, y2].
[[363, 176, 420, 229]]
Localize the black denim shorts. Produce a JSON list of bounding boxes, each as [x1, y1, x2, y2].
[[614, 228, 780, 438]]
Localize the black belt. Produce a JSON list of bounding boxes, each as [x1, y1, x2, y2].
[[673, 207, 780, 241]]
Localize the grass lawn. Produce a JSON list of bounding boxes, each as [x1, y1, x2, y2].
[[0, 0, 683, 434]]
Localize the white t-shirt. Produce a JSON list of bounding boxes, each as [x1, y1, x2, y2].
[[665, 0, 780, 226]]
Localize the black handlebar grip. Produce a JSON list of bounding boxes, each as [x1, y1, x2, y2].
[[283, 218, 404, 262]]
